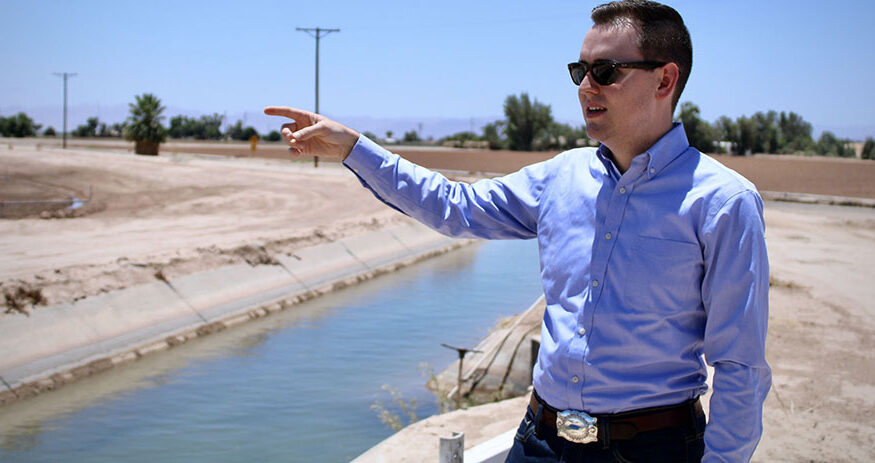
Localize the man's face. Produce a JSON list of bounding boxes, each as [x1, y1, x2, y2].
[[578, 24, 662, 154]]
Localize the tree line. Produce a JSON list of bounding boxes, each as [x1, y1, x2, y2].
[[372, 93, 592, 152], [0, 109, 281, 143], [0, 113, 42, 137], [676, 102, 868, 158], [3, 93, 874, 159], [419, 94, 873, 159]]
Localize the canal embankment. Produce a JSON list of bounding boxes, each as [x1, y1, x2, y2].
[[0, 221, 474, 406], [0, 237, 543, 462], [0, 142, 466, 406]]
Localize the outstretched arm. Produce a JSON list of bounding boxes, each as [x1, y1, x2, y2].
[[264, 105, 545, 240], [263, 106, 359, 160]]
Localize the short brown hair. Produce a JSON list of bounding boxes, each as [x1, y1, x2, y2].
[[591, 0, 692, 111]]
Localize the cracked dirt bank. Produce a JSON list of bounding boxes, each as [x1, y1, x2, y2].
[[0, 144, 402, 314]]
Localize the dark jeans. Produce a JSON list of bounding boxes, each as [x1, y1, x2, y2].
[[505, 403, 705, 463]]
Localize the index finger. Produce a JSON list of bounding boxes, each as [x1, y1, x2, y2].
[[263, 106, 313, 121]]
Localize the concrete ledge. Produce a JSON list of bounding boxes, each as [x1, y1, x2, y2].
[[390, 222, 456, 254], [0, 223, 475, 406], [168, 264, 299, 314], [465, 429, 516, 463], [0, 282, 201, 385], [0, 302, 97, 381], [353, 395, 527, 463], [340, 229, 409, 270], [761, 191, 875, 208], [277, 241, 368, 292]]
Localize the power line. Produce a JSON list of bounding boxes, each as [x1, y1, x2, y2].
[[52, 72, 77, 149], [296, 27, 339, 168]]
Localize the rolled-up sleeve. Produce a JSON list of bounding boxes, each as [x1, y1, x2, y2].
[[343, 135, 546, 240], [700, 189, 772, 462]]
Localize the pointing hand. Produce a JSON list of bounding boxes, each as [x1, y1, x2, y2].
[[263, 106, 360, 160]]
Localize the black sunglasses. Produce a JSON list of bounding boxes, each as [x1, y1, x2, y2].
[[567, 59, 667, 86]]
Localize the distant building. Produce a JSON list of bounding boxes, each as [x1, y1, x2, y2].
[[716, 140, 733, 154], [846, 141, 864, 158]]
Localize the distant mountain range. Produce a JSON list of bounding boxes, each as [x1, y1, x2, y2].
[[3, 103, 873, 141]]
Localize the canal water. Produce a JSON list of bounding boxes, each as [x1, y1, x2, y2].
[[0, 238, 542, 462]]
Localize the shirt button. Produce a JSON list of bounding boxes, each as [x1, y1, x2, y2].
[[592, 280, 599, 287], [604, 232, 612, 240], [572, 376, 580, 384], [578, 328, 586, 335], [649, 167, 655, 174], [619, 187, 626, 194]]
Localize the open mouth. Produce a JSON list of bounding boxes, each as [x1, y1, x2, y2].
[[585, 105, 606, 117]]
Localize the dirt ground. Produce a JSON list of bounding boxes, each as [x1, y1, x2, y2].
[[2, 140, 874, 461], [20, 137, 875, 199], [753, 202, 875, 461], [0, 143, 400, 313]]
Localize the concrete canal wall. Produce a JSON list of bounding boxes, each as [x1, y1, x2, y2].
[[0, 222, 474, 407]]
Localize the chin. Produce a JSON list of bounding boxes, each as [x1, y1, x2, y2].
[[584, 125, 603, 142]]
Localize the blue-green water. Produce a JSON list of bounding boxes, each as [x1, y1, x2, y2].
[[0, 239, 541, 462]]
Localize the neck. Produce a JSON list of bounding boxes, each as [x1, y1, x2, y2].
[[609, 118, 674, 173]]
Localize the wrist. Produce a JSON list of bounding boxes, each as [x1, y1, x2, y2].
[[341, 128, 360, 161]]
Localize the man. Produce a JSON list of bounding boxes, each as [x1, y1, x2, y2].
[[265, 1, 770, 461]]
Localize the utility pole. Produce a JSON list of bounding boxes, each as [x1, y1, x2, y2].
[[296, 26, 339, 168], [53, 72, 77, 149]]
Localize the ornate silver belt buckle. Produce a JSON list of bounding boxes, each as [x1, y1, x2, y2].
[[556, 410, 599, 444]]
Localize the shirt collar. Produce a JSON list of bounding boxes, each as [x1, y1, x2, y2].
[[595, 146, 622, 180], [594, 122, 691, 180], [642, 122, 690, 179]]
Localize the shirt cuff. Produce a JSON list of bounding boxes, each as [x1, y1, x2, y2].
[[343, 134, 391, 175]]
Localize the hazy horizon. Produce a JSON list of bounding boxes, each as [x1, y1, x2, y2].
[[4, 101, 872, 142]]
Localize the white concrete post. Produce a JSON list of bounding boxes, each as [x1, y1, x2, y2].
[[439, 432, 464, 463]]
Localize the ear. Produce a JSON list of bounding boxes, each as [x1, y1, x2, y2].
[[655, 62, 679, 101]]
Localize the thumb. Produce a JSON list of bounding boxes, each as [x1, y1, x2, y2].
[[291, 123, 323, 141]]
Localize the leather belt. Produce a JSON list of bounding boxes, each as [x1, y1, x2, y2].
[[529, 392, 702, 442]]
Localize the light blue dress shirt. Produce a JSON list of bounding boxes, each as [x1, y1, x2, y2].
[[343, 122, 771, 462]]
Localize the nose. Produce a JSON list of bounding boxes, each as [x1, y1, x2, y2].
[[578, 71, 599, 96]]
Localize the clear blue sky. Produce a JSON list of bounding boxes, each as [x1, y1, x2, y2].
[[2, 0, 874, 139]]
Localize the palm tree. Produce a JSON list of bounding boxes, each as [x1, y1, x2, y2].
[[125, 93, 167, 155]]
